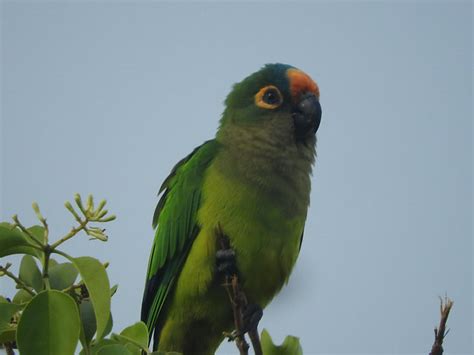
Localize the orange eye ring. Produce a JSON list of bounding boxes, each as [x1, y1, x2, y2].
[[255, 85, 283, 109]]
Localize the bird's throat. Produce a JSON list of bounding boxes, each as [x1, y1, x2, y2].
[[214, 126, 316, 217]]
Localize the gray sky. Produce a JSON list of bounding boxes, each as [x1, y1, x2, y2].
[[1, 1, 472, 354]]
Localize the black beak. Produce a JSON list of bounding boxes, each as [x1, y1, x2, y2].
[[292, 93, 322, 140]]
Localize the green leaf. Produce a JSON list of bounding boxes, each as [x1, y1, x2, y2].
[[17, 290, 81, 355], [104, 311, 113, 337], [0, 302, 21, 332], [86, 338, 120, 355], [110, 322, 149, 355], [12, 289, 33, 304], [0, 224, 39, 258], [27, 225, 46, 246], [64, 256, 111, 340], [260, 329, 303, 355], [97, 344, 132, 355], [111, 327, 148, 353], [49, 258, 59, 268], [27, 225, 47, 259], [110, 284, 118, 297], [119, 321, 148, 350], [125, 342, 141, 355], [79, 300, 96, 345], [49, 262, 78, 290], [19, 255, 43, 292]]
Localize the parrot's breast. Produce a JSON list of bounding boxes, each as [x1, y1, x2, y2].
[[198, 159, 308, 307]]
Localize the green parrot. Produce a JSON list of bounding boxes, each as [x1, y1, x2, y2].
[[141, 63, 322, 354]]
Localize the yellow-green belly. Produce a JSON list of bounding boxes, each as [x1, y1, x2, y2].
[[157, 165, 306, 354]]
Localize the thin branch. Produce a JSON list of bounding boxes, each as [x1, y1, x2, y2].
[[41, 218, 49, 244], [50, 220, 88, 249], [429, 296, 453, 355], [4, 343, 15, 355], [31, 202, 52, 289], [217, 228, 250, 355], [42, 246, 52, 290], [11, 215, 43, 248], [61, 282, 83, 294], [230, 275, 250, 355], [51, 249, 74, 260], [0, 264, 35, 296], [32, 202, 49, 243], [217, 227, 263, 355], [227, 278, 262, 355]]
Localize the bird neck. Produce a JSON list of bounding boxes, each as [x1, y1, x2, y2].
[[214, 123, 316, 215]]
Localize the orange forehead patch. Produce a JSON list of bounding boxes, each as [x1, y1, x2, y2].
[[287, 68, 319, 99]]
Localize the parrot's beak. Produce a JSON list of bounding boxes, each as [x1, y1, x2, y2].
[[292, 93, 322, 140]]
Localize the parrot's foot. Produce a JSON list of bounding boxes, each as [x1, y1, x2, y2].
[[216, 247, 237, 277], [242, 303, 263, 333], [225, 303, 263, 341]]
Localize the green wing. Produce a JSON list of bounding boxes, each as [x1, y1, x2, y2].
[[141, 139, 219, 345]]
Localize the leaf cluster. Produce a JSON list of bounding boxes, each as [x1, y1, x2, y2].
[[0, 195, 159, 355]]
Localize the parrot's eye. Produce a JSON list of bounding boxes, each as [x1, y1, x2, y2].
[[263, 89, 280, 105], [255, 85, 283, 109]]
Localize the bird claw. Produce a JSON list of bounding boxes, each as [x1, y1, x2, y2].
[[223, 329, 240, 342], [224, 303, 263, 342], [242, 303, 263, 333]]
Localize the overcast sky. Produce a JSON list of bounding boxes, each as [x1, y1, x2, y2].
[[1, 1, 472, 354]]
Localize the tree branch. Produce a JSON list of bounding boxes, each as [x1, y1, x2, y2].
[[217, 229, 249, 355], [11, 215, 43, 248], [4, 343, 15, 355], [50, 220, 89, 249], [0, 264, 35, 296], [429, 296, 453, 355], [217, 226, 263, 355]]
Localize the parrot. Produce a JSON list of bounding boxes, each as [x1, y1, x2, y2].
[[141, 63, 322, 354]]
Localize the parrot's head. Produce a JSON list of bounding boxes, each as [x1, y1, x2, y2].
[[217, 63, 321, 149]]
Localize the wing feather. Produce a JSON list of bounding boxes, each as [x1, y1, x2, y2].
[[141, 140, 219, 346]]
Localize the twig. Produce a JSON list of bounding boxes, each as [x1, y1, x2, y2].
[[4, 342, 15, 355], [11, 215, 43, 248], [50, 220, 88, 249], [32, 202, 49, 243], [227, 277, 262, 355], [0, 264, 36, 296], [62, 282, 84, 294], [231, 275, 250, 355], [42, 245, 52, 290], [429, 296, 453, 355], [217, 229, 249, 355]]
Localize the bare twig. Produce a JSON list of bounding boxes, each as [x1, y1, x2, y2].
[[217, 225, 264, 355], [32, 202, 49, 243], [229, 276, 262, 355], [4, 342, 15, 355], [50, 220, 88, 249], [217, 227, 249, 355], [42, 246, 52, 290], [230, 275, 250, 355], [11, 215, 43, 248], [0, 264, 36, 296], [429, 296, 453, 355]]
